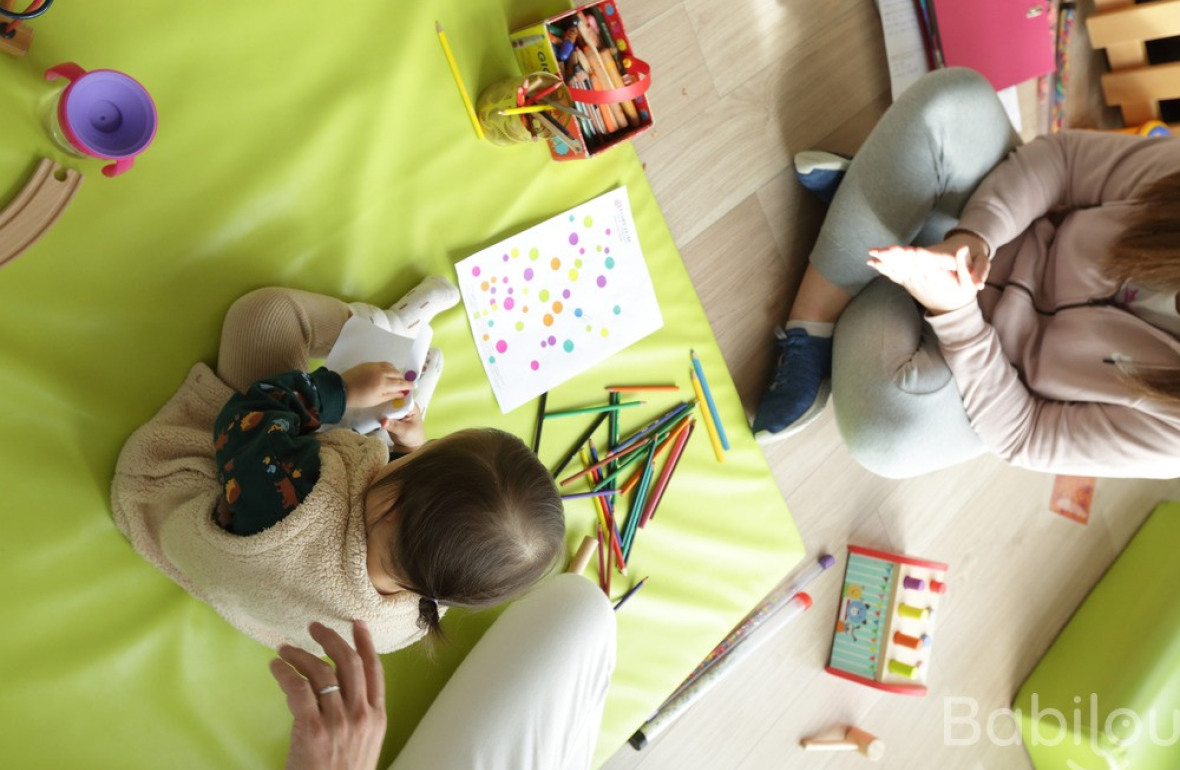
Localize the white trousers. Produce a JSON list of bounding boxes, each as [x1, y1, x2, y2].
[[389, 573, 617, 770]]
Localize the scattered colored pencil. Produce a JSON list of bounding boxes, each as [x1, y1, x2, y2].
[[586, 443, 626, 573], [613, 576, 648, 611], [562, 489, 623, 501], [605, 385, 681, 393], [549, 412, 608, 478], [559, 437, 651, 486], [434, 22, 485, 141], [545, 401, 645, 419], [690, 350, 729, 451], [690, 370, 725, 463], [532, 392, 547, 454], [621, 450, 656, 559], [614, 400, 695, 452], [640, 419, 695, 528]]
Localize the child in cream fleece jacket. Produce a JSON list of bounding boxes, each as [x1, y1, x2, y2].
[[112, 279, 564, 653]]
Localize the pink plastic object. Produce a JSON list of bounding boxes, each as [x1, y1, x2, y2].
[[44, 62, 157, 178]]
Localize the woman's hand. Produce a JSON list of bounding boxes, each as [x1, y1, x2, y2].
[[270, 620, 388, 770], [867, 241, 982, 315], [380, 405, 425, 452], [341, 362, 411, 409]]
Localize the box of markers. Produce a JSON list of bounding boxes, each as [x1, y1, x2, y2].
[[510, 0, 654, 161]]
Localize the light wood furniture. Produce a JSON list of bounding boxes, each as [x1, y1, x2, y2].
[[1088, 0, 1180, 125]]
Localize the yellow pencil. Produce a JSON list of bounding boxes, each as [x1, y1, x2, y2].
[[497, 104, 551, 116], [435, 21, 485, 141], [690, 369, 725, 463]]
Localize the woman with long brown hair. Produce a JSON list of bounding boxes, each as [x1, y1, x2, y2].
[[752, 67, 1180, 479]]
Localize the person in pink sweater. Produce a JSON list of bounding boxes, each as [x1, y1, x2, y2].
[[753, 68, 1180, 479]]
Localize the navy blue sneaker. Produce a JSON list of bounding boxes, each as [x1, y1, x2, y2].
[[752, 327, 832, 443], [794, 151, 851, 204]]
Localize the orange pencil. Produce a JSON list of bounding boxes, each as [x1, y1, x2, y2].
[[559, 437, 652, 486], [619, 420, 689, 495]]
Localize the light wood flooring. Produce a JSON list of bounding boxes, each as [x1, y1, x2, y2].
[[602, 1, 1180, 768]]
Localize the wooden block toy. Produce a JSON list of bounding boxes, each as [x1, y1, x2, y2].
[[1, 0, 46, 58], [0, 159, 82, 269], [801, 725, 885, 762], [825, 545, 948, 696]]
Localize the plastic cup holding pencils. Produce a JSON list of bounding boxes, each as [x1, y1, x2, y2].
[[477, 73, 560, 145]]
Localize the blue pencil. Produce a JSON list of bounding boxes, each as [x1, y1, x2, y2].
[[690, 350, 729, 451]]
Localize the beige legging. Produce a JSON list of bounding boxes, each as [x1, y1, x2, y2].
[[216, 287, 350, 392]]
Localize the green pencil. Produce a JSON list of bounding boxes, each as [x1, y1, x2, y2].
[[544, 401, 645, 419]]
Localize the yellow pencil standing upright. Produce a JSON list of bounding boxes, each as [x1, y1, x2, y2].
[[690, 370, 725, 463], [435, 21, 486, 141]]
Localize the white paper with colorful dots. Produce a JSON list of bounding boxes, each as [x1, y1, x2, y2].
[[457, 187, 663, 413]]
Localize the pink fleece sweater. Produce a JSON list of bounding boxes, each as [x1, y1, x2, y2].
[[928, 132, 1180, 478]]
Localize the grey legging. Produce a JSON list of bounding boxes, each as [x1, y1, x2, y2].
[[814, 68, 1020, 478]]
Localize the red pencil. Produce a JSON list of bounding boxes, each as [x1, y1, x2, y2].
[[588, 441, 628, 573], [559, 437, 651, 486], [640, 419, 695, 528], [619, 423, 686, 495]]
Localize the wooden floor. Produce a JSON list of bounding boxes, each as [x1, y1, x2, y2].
[[602, 1, 1180, 768]]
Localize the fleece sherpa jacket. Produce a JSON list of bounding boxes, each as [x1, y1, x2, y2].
[[111, 363, 426, 653]]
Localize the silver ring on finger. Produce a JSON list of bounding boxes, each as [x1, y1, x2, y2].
[[317, 684, 342, 696]]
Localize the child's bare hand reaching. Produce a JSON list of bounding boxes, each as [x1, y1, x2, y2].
[[341, 362, 412, 409], [380, 406, 425, 452]]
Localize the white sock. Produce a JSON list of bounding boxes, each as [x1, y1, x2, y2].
[[388, 276, 461, 334], [785, 320, 834, 338]]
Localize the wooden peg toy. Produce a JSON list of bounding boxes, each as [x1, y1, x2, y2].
[[801, 725, 885, 761], [0, 159, 82, 269]]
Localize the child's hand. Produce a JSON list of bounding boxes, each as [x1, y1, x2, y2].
[[380, 405, 425, 452], [341, 362, 412, 409]]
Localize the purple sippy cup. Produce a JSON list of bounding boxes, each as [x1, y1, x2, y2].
[[44, 62, 157, 178]]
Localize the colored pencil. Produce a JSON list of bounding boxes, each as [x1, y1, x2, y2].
[[605, 385, 681, 393], [591, 445, 647, 490], [640, 419, 695, 528], [588, 441, 627, 573], [532, 392, 547, 454], [435, 22, 485, 141], [690, 370, 725, 463], [498, 104, 552, 116], [621, 450, 656, 560], [562, 489, 624, 501], [523, 79, 564, 105], [582, 443, 627, 570], [614, 423, 685, 496], [534, 97, 583, 119], [545, 401, 644, 419], [613, 576, 648, 611], [690, 350, 730, 451], [549, 412, 608, 478], [559, 437, 651, 486], [614, 400, 695, 452]]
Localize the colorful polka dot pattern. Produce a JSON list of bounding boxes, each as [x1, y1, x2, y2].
[[463, 208, 628, 374]]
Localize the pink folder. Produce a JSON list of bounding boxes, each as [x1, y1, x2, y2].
[[930, 0, 1056, 91]]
